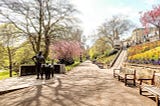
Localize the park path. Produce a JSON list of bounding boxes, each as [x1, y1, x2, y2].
[[0, 60, 155, 106]]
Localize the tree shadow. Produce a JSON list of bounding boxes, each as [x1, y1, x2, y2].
[[15, 85, 42, 106], [1, 78, 95, 106], [45, 78, 95, 106]]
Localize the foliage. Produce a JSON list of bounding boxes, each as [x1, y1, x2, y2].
[[0, 71, 17, 80], [128, 46, 160, 62], [0, 40, 36, 77], [140, 4, 160, 38], [128, 40, 160, 64], [50, 40, 83, 65], [0, 23, 21, 77], [108, 49, 119, 56], [104, 49, 112, 56], [0, 0, 78, 58], [0, 43, 6, 69], [89, 36, 112, 59], [15, 42, 34, 64], [89, 47, 96, 59], [65, 61, 80, 71], [96, 54, 116, 64]]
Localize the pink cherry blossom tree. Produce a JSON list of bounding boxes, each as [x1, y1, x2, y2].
[[50, 40, 83, 65], [140, 5, 160, 38]]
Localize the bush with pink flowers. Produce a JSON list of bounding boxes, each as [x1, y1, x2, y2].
[[49, 40, 83, 65]]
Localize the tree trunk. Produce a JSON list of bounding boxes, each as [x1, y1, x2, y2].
[[7, 46, 12, 77], [44, 35, 50, 59], [36, 0, 43, 54], [159, 27, 160, 40]]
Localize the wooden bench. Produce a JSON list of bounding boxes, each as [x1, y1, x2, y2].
[[113, 67, 136, 86], [138, 71, 160, 106], [113, 68, 122, 78]]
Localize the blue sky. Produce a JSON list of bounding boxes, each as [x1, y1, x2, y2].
[[70, 0, 160, 44]]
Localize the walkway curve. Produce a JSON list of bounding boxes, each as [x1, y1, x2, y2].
[[0, 60, 155, 106]]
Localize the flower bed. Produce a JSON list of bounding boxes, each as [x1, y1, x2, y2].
[[128, 40, 160, 56], [128, 40, 160, 65]]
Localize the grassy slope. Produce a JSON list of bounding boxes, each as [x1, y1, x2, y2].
[[0, 71, 17, 80], [97, 54, 116, 64]]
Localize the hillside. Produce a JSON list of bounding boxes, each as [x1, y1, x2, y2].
[[127, 40, 160, 64]]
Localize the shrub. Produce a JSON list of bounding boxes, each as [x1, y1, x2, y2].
[[58, 57, 75, 65], [108, 49, 118, 56]]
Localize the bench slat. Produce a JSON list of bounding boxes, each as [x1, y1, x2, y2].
[[144, 86, 160, 96], [139, 72, 160, 106]]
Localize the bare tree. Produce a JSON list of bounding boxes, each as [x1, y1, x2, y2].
[[53, 26, 83, 42], [0, 0, 78, 58], [97, 15, 134, 48]]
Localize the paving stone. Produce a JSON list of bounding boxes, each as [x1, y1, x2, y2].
[[0, 60, 156, 106]]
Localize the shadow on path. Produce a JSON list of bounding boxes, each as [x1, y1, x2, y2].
[[0, 60, 156, 106]]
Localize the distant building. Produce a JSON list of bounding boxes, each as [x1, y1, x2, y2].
[[129, 27, 158, 45]]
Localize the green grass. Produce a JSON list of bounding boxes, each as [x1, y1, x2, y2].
[[65, 61, 80, 71], [97, 54, 116, 64], [0, 71, 17, 80]]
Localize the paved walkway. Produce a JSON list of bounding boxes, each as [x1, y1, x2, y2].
[[0, 73, 67, 94], [0, 61, 156, 106]]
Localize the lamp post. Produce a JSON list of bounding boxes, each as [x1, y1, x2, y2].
[[80, 52, 82, 62]]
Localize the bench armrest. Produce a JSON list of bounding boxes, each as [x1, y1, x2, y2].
[[125, 74, 136, 79], [125, 74, 135, 76], [113, 68, 121, 78], [113, 69, 121, 73], [138, 78, 154, 85]]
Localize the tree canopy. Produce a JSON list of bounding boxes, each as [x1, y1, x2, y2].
[[140, 5, 160, 39], [97, 15, 134, 47], [0, 0, 78, 58]]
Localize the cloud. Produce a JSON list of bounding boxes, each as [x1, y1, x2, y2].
[[70, 0, 146, 37]]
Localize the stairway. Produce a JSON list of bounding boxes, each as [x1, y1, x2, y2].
[[112, 49, 127, 69]]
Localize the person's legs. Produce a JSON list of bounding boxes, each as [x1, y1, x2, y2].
[[45, 68, 47, 79], [40, 64, 44, 79], [48, 67, 51, 79], [36, 64, 41, 79], [51, 66, 54, 77], [46, 67, 50, 80]]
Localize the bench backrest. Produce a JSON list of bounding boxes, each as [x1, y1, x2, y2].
[[125, 68, 136, 74], [119, 67, 126, 73], [120, 67, 136, 74]]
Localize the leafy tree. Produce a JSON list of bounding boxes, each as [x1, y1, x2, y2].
[[89, 36, 111, 59], [0, 0, 78, 58], [140, 5, 160, 39], [0, 24, 21, 77], [50, 40, 83, 65], [98, 15, 134, 47], [0, 43, 6, 69], [14, 41, 35, 65]]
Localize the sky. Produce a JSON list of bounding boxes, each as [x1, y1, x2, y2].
[[70, 0, 160, 45]]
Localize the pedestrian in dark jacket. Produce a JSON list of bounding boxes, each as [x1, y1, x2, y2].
[[32, 51, 45, 79]]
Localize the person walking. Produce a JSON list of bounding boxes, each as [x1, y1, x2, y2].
[[32, 51, 45, 79]]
